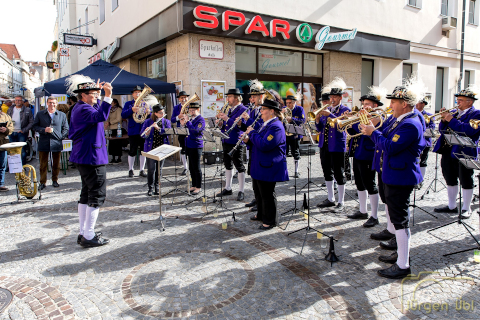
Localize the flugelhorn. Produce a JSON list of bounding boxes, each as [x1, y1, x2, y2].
[[307, 104, 330, 122], [424, 108, 458, 124], [336, 108, 387, 138], [470, 119, 480, 129]]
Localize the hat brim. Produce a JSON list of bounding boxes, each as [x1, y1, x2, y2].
[[386, 95, 407, 100], [259, 104, 281, 111], [362, 98, 383, 106], [455, 93, 478, 100]]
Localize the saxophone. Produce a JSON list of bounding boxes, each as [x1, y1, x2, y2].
[[133, 84, 154, 124], [1, 142, 38, 199]]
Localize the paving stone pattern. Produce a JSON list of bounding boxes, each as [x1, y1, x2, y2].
[[0, 151, 479, 319]]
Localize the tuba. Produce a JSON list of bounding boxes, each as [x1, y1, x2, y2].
[[133, 84, 154, 124], [1, 142, 38, 199], [180, 93, 200, 115]]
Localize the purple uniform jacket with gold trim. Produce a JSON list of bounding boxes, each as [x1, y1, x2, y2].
[[315, 104, 351, 152], [372, 115, 395, 173], [69, 99, 111, 165], [121, 100, 143, 136], [185, 115, 206, 148], [221, 104, 247, 145], [420, 109, 435, 147]]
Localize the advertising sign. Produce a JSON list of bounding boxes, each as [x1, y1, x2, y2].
[[63, 33, 96, 47], [201, 80, 226, 118]]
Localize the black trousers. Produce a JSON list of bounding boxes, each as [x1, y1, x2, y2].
[[378, 174, 386, 204], [222, 143, 246, 173], [420, 147, 430, 167], [108, 139, 123, 157], [252, 178, 277, 226], [128, 134, 145, 157], [286, 136, 300, 160], [441, 153, 474, 189], [353, 158, 378, 194], [320, 146, 346, 185], [178, 135, 187, 155], [187, 147, 203, 188], [77, 164, 107, 207], [146, 158, 165, 189], [384, 183, 414, 230]]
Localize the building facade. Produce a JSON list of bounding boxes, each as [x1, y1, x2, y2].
[[54, 0, 480, 113]]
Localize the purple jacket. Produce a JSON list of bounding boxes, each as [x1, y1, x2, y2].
[[315, 104, 351, 152], [121, 100, 143, 136], [221, 104, 247, 145], [141, 117, 171, 152], [69, 99, 111, 165], [421, 110, 435, 147]]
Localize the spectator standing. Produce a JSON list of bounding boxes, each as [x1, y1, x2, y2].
[[105, 99, 123, 164], [66, 96, 77, 125], [1, 100, 12, 114], [32, 96, 69, 190], [0, 108, 14, 192], [7, 95, 34, 164]]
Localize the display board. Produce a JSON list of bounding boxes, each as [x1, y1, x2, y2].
[[201, 80, 226, 118]]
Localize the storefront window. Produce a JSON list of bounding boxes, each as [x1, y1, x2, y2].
[[258, 48, 302, 76], [147, 52, 166, 80], [235, 46, 256, 73], [303, 53, 322, 77]]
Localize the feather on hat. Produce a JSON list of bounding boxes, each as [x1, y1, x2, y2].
[[248, 79, 266, 95], [361, 86, 388, 106], [386, 74, 427, 105], [323, 77, 347, 95], [65, 74, 99, 95], [455, 84, 480, 100]]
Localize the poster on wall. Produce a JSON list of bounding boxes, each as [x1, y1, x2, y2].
[[342, 87, 354, 110], [172, 81, 182, 105], [201, 80, 226, 118]]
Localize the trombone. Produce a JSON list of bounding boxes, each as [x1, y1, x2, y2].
[[424, 108, 457, 124]]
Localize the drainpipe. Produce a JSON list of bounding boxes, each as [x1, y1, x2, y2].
[[458, 0, 467, 92]]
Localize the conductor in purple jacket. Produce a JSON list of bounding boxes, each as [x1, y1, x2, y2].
[[245, 99, 289, 230], [67, 75, 112, 248]]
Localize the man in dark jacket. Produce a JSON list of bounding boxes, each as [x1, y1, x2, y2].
[[7, 95, 34, 164], [32, 96, 69, 190]]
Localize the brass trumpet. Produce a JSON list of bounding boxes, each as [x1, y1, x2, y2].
[[424, 108, 458, 124], [307, 104, 330, 122], [336, 108, 388, 138], [470, 119, 480, 129]]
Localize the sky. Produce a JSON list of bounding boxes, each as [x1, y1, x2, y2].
[[1, 0, 57, 62]]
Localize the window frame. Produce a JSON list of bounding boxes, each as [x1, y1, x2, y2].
[[441, 0, 449, 16], [407, 0, 422, 9], [468, 0, 478, 25], [361, 58, 374, 96], [99, 0, 105, 24], [112, 0, 119, 12]]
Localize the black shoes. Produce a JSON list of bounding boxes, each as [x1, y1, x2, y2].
[[237, 191, 245, 201], [245, 199, 256, 207], [181, 169, 187, 176], [139, 170, 147, 177], [287, 153, 292, 157], [216, 189, 233, 197], [370, 229, 395, 241], [347, 211, 368, 219], [377, 263, 411, 279], [433, 205, 458, 213], [294, 172, 300, 178], [128, 170, 134, 177], [39, 183, 46, 190], [147, 189, 153, 196], [332, 203, 345, 213], [379, 237, 397, 250], [316, 199, 336, 208], [52, 181, 59, 188], [250, 215, 261, 221], [192, 189, 201, 195], [258, 224, 275, 230], [378, 252, 398, 264], [250, 206, 258, 212], [80, 234, 110, 247], [460, 210, 472, 219], [154, 187, 159, 196], [363, 217, 379, 228], [77, 232, 102, 244]]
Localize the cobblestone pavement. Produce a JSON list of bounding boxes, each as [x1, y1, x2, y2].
[[0, 151, 479, 320]]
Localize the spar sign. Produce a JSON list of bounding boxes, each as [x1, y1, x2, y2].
[[63, 33, 97, 47], [192, 5, 357, 51]]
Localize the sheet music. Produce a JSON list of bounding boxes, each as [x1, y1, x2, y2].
[[144, 145, 182, 161]]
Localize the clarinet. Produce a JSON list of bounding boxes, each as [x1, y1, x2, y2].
[[224, 111, 248, 136], [227, 112, 262, 157]]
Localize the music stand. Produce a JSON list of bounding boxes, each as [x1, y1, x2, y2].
[[162, 127, 192, 202], [427, 133, 480, 256], [296, 126, 323, 193], [210, 129, 237, 222], [140, 145, 181, 230], [420, 130, 446, 199]]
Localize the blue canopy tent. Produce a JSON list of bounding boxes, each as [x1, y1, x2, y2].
[[43, 60, 175, 95]]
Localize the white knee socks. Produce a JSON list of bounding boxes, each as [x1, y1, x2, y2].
[[84, 206, 99, 241], [369, 194, 379, 219], [78, 203, 87, 235], [385, 205, 396, 234], [139, 155, 146, 171], [337, 184, 345, 205], [225, 169, 233, 191], [128, 156, 134, 171], [358, 190, 368, 213], [462, 188, 474, 212], [181, 154, 188, 170], [294, 160, 299, 174], [326, 180, 334, 202], [447, 185, 459, 210], [420, 166, 426, 178], [238, 172, 245, 192], [396, 228, 411, 269]]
